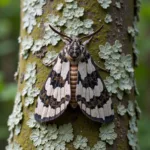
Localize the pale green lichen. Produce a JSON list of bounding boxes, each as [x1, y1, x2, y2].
[[85, 146, 91, 150], [27, 114, 74, 150], [65, 0, 74, 2], [24, 62, 36, 81], [99, 40, 134, 100], [30, 127, 48, 146], [129, 116, 138, 133], [7, 131, 13, 144], [115, 2, 121, 9], [14, 124, 22, 136], [127, 130, 138, 150], [99, 123, 117, 145], [6, 142, 23, 150], [18, 36, 21, 43], [91, 141, 106, 150], [45, 1, 93, 38], [31, 39, 44, 54], [127, 101, 135, 117], [22, 0, 46, 34], [44, 20, 61, 46], [30, 0, 94, 56], [127, 100, 140, 150], [7, 93, 23, 131], [128, 26, 138, 37], [7, 93, 23, 148], [26, 113, 40, 128], [117, 103, 127, 116], [22, 62, 40, 107], [56, 3, 64, 11], [42, 50, 58, 66], [104, 14, 112, 23], [97, 0, 112, 9], [73, 135, 88, 150], [21, 36, 33, 59], [58, 123, 74, 142]]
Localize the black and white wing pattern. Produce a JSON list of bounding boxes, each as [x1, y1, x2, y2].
[[35, 51, 71, 122], [76, 52, 114, 123]]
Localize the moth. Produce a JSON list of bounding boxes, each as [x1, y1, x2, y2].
[[34, 25, 114, 123]]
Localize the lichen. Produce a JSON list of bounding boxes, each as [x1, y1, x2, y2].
[[127, 100, 140, 150], [27, 116, 74, 150], [73, 135, 88, 150], [115, 2, 121, 9], [97, 0, 112, 9], [55, 1, 94, 36], [22, 62, 40, 107], [99, 122, 117, 145], [91, 141, 106, 150], [7, 93, 23, 132], [6, 142, 23, 150], [42, 50, 58, 66], [26, 112, 40, 128], [15, 124, 22, 136], [117, 103, 127, 116], [99, 40, 134, 100], [22, 0, 46, 34], [21, 0, 94, 61], [65, 0, 74, 2], [128, 26, 137, 37], [56, 3, 64, 11], [58, 123, 74, 142], [31, 39, 44, 54], [7, 93, 23, 148], [21, 36, 33, 59], [43, 17, 61, 46], [104, 14, 112, 23], [127, 101, 135, 117], [129, 116, 138, 134], [127, 130, 138, 150]]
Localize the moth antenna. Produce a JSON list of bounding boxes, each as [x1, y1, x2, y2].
[[49, 25, 72, 42], [79, 25, 104, 41]]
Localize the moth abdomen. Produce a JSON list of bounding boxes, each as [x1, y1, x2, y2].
[[70, 63, 78, 108]]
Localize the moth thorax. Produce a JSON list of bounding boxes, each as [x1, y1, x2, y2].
[[70, 63, 78, 108]]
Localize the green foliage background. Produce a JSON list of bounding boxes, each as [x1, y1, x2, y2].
[[0, 0, 149, 149]]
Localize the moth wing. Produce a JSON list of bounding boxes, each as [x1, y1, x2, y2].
[[35, 52, 71, 122], [76, 52, 114, 123]]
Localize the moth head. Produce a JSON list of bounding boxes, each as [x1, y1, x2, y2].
[[65, 37, 84, 60], [49, 25, 103, 60]]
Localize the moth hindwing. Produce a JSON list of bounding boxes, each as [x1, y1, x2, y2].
[[34, 25, 114, 123]]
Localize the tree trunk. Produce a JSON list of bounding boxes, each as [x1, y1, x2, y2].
[[6, 0, 141, 150]]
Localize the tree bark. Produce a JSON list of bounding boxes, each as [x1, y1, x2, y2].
[[7, 0, 141, 150]]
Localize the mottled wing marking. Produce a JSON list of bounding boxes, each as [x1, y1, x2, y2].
[[76, 52, 114, 123], [35, 51, 71, 122]]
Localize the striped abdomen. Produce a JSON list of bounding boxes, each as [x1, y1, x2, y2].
[[70, 63, 78, 108]]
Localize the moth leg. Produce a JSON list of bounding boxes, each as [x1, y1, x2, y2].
[[94, 61, 109, 73]]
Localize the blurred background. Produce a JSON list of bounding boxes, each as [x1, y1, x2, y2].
[[0, 0, 149, 149]]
